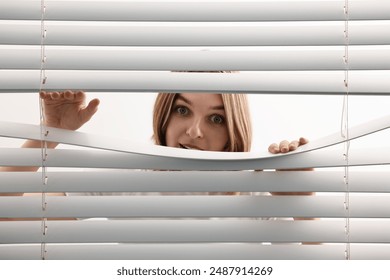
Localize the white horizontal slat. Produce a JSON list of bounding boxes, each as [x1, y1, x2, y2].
[[1, 171, 389, 193], [1, 114, 390, 169], [1, 195, 390, 219], [1, 0, 389, 21], [0, 220, 389, 243], [2, 70, 390, 94], [1, 21, 390, 46], [2, 45, 390, 71], [1, 147, 389, 170], [2, 114, 390, 159], [2, 244, 390, 260]]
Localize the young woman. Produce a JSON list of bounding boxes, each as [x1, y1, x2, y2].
[[1, 90, 310, 194], [0, 90, 314, 229]]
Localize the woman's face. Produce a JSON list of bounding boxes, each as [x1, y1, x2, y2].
[[165, 93, 229, 151]]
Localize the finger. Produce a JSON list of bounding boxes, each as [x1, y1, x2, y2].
[[279, 140, 290, 153], [299, 137, 309, 146], [39, 91, 59, 101], [64, 90, 75, 100], [288, 140, 300, 151], [51, 91, 61, 100], [40, 91, 56, 101], [75, 91, 86, 102], [268, 143, 280, 154]]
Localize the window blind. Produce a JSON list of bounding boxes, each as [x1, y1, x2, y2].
[[1, 0, 390, 260]]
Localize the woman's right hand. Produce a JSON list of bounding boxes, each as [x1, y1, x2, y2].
[[40, 90, 100, 130], [268, 137, 309, 154]]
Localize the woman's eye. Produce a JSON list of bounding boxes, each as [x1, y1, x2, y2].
[[210, 114, 225, 124], [176, 106, 189, 115]]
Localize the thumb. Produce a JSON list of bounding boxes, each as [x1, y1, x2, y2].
[[80, 98, 100, 123]]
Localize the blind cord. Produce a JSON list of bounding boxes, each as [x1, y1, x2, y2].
[[342, 0, 351, 260], [39, 0, 48, 260]]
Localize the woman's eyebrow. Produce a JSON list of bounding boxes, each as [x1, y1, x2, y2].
[[211, 105, 225, 111], [176, 95, 225, 111], [176, 95, 192, 105]]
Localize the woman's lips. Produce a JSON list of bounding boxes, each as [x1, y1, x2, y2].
[[179, 144, 203, 150]]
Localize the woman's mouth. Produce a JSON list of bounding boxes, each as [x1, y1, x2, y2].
[[179, 144, 203, 150]]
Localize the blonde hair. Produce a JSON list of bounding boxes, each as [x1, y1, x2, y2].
[[153, 93, 252, 152]]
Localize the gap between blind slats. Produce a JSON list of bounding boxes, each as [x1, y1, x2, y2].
[[1, 21, 390, 46], [1, 220, 389, 244], [1, 147, 389, 170], [1, 46, 390, 71], [1, 196, 390, 219], [1, 171, 389, 193], [2, 244, 390, 260], [1, 70, 390, 94], [1, 0, 389, 21]]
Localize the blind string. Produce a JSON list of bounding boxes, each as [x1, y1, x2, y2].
[[39, 0, 48, 260], [342, 0, 351, 260]]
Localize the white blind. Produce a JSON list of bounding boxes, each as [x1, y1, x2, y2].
[[1, 0, 390, 260]]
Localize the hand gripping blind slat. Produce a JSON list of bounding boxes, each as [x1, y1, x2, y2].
[[1, 146, 389, 170], [0, 114, 389, 169], [1, 114, 390, 157]]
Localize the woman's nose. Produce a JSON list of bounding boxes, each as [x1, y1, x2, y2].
[[186, 119, 204, 139]]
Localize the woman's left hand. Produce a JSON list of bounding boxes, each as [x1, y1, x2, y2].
[[268, 137, 314, 193], [267, 137, 319, 237], [268, 137, 308, 154]]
